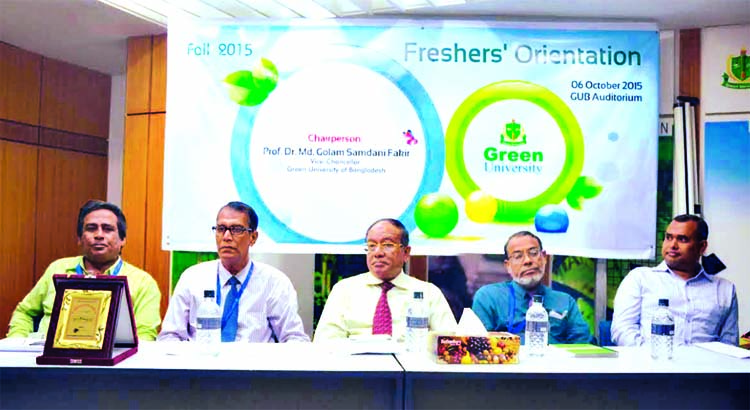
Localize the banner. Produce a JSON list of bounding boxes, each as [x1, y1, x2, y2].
[[163, 19, 659, 258], [704, 120, 750, 331], [702, 25, 750, 113]]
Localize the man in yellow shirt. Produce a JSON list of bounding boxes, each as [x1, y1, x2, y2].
[[314, 218, 456, 342], [7, 200, 161, 341]]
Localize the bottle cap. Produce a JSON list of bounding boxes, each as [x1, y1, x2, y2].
[[532, 294, 543, 303], [658, 298, 669, 307], [413, 291, 424, 299], [204, 290, 215, 298]]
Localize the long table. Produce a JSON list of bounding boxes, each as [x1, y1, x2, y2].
[[0, 342, 403, 409], [397, 345, 750, 410], [1, 342, 749, 409]]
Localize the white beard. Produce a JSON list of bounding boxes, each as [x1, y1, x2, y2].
[[513, 271, 544, 289]]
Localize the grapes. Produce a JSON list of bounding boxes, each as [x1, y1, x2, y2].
[[467, 337, 492, 360]]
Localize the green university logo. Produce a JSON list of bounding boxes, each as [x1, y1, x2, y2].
[[721, 48, 750, 89], [444, 80, 602, 223], [484, 118, 542, 164], [500, 119, 526, 146]]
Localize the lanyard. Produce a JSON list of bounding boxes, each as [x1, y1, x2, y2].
[[76, 259, 123, 277], [215, 261, 254, 312], [506, 282, 525, 334]]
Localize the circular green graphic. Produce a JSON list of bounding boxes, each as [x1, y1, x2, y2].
[[414, 193, 459, 238], [445, 80, 584, 222]]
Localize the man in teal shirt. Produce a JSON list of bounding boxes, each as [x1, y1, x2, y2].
[[7, 200, 161, 341], [472, 231, 593, 344]]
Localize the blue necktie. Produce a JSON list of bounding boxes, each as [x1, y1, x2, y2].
[[221, 276, 241, 342]]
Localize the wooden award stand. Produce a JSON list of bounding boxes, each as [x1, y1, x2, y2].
[[36, 275, 138, 366]]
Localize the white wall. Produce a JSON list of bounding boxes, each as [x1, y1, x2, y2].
[[107, 74, 125, 206], [659, 30, 676, 116], [252, 253, 315, 337]]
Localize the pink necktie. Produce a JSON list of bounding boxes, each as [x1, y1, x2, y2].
[[372, 282, 395, 335]]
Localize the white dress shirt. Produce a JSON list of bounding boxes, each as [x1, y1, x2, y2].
[[313, 271, 457, 342], [612, 261, 738, 346], [158, 259, 310, 343]]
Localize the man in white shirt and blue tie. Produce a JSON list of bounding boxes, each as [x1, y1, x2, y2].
[[158, 201, 309, 343]]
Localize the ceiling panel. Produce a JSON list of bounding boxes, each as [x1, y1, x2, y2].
[[1, 0, 749, 74]]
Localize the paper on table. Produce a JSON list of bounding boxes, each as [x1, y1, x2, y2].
[[456, 308, 488, 336], [694, 342, 750, 359], [345, 334, 404, 355], [0, 337, 45, 353]]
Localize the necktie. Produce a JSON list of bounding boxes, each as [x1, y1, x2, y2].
[[372, 281, 395, 335], [221, 276, 241, 342]]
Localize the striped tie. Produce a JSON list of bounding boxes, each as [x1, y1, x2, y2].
[[372, 282, 395, 335]]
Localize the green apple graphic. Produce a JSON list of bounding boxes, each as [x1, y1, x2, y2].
[[224, 57, 279, 106]]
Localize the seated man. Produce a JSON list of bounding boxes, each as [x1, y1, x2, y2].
[[472, 231, 593, 344], [8, 200, 161, 341], [314, 218, 456, 342], [612, 214, 738, 346], [159, 201, 309, 343]]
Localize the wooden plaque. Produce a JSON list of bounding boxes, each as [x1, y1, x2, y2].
[[36, 275, 138, 366]]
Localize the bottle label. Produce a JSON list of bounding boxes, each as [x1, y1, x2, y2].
[[197, 317, 221, 330], [526, 321, 548, 333], [651, 323, 675, 336], [407, 317, 428, 329]]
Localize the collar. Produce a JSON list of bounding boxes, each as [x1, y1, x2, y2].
[[366, 270, 407, 289], [655, 261, 712, 283], [219, 259, 253, 285], [76, 256, 123, 275], [509, 280, 547, 297]]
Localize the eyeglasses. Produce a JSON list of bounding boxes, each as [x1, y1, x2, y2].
[[507, 247, 542, 263], [212, 225, 253, 236], [365, 241, 402, 253]]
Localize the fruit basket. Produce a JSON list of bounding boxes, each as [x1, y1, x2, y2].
[[435, 332, 520, 364]]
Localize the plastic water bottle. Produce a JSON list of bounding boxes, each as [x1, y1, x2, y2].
[[651, 298, 674, 360], [525, 294, 549, 357], [195, 290, 221, 355], [405, 291, 429, 353]]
